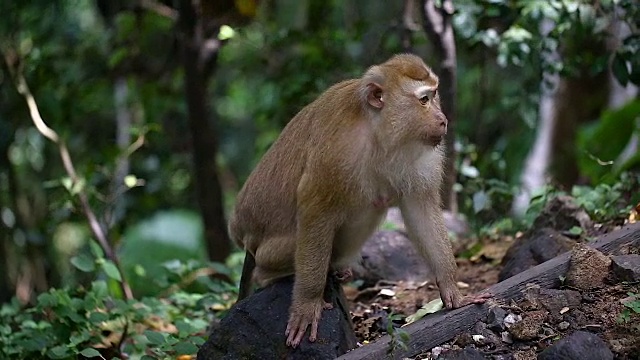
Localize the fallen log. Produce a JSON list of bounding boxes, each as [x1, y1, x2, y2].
[[338, 222, 640, 360]]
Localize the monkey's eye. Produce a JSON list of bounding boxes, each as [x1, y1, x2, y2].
[[419, 90, 435, 105], [419, 90, 436, 105]]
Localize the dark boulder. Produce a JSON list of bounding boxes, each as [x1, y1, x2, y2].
[[538, 331, 613, 360], [198, 276, 356, 360], [499, 228, 575, 281]]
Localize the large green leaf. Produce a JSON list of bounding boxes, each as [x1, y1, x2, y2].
[[119, 210, 207, 296]]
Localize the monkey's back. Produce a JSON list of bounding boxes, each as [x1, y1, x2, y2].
[[229, 79, 365, 254]]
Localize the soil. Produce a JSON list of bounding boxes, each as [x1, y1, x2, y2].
[[345, 230, 640, 359]]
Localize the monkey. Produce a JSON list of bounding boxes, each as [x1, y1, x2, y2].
[[229, 54, 490, 348]]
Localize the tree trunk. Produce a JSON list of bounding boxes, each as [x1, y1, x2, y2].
[[421, 0, 458, 212], [178, 0, 231, 264]]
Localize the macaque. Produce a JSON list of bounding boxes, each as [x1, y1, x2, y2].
[[229, 54, 489, 348]]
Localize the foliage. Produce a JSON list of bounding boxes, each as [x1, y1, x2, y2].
[[578, 100, 640, 183], [525, 172, 640, 225], [405, 298, 444, 325], [619, 292, 640, 330], [0, 263, 233, 360], [118, 210, 209, 296], [386, 312, 410, 356], [0, 253, 235, 359]]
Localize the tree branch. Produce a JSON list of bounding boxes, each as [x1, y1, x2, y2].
[[2, 50, 133, 300]]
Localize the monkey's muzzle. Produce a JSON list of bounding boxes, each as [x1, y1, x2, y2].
[[425, 134, 444, 146]]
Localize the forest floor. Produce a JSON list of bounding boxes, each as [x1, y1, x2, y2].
[[344, 227, 640, 359]]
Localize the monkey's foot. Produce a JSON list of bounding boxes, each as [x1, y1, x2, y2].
[[333, 268, 353, 282], [285, 299, 333, 348]]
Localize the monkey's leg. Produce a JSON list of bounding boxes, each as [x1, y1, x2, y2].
[[237, 251, 256, 301], [285, 210, 337, 348]]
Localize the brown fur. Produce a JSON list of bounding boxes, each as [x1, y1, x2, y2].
[[229, 54, 480, 347]]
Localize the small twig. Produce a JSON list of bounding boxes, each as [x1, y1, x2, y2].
[[117, 321, 129, 357], [124, 133, 145, 158], [3, 49, 133, 300]]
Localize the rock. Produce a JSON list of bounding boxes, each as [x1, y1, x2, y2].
[[383, 208, 470, 237], [504, 314, 522, 328], [471, 321, 501, 347], [440, 347, 485, 360], [499, 228, 575, 281], [610, 254, 640, 282], [487, 307, 508, 332], [558, 321, 570, 330], [523, 287, 582, 314], [513, 349, 537, 360], [493, 355, 515, 360], [532, 195, 592, 232], [538, 331, 613, 360], [508, 310, 547, 341], [197, 276, 356, 360], [501, 331, 513, 344], [356, 230, 432, 285], [566, 245, 611, 290], [443, 210, 470, 238], [499, 195, 594, 281]]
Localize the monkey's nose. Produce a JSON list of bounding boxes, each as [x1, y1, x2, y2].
[[439, 121, 448, 135]]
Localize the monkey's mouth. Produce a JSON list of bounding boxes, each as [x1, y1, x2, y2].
[[424, 135, 443, 146]]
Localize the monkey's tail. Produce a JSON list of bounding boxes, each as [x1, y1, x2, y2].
[[237, 251, 256, 301]]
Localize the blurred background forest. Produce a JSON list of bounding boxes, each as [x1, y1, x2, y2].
[[0, 0, 639, 358]]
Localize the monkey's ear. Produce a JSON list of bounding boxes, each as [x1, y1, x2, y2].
[[366, 83, 384, 109]]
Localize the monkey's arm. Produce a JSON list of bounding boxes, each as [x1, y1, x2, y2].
[[400, 192, 461, 307], [400, 191, 491, 308]]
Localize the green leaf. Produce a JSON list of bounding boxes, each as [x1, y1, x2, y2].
[[48, 345, 71, 359], [101, 260, 122, 281], [568, 226, 583, 235], [472, 191, 489, 213], [175, 319, 193, 336], [145, 330, 166, 345], [89, 241, 105, 258], [173, 341, 198, 355], [190, 336, 206, 345], [80, 348, 103, 358], [108, 48, 128, 69], [218, 25, 235, 40], [70, 331, 91, 346], [70, 178, 86, 195], [124, 175, 138, 188], [71, 254, 96, 272], [89, 311, 109, 323], [37, 292, 57, 307], [90, 281, 108, 298], [405, 299, 443, 324]]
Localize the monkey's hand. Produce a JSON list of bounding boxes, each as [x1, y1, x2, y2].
[[285, 298, 333, 348], [333, 268, 353, 283], [440, 283, 491, 309]]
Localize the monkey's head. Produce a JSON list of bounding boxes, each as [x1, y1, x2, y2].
[[361, 54, 448, 150]]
